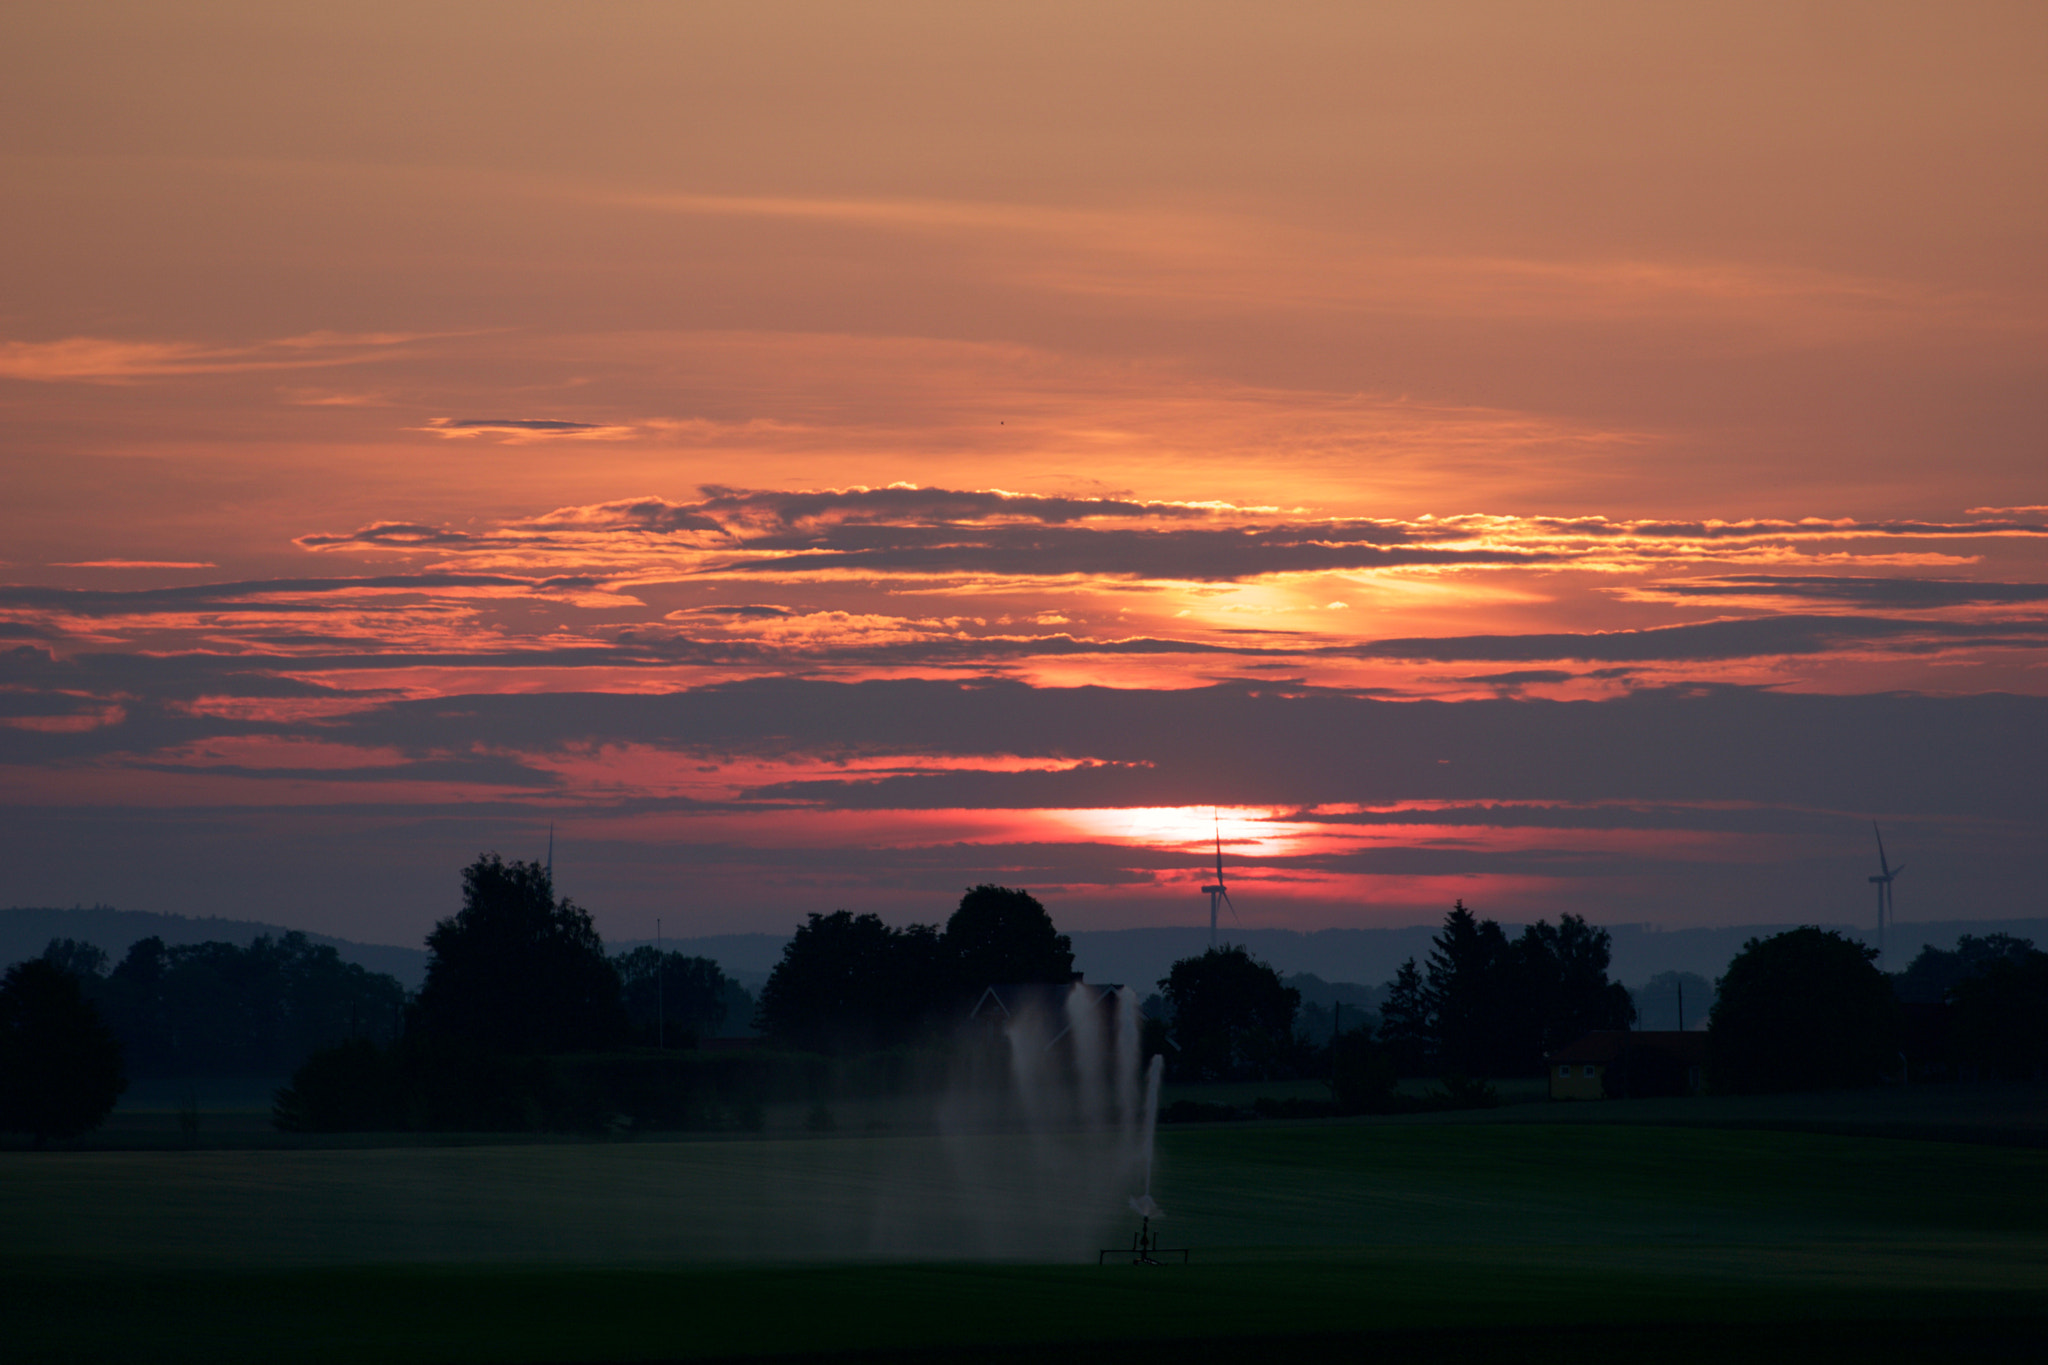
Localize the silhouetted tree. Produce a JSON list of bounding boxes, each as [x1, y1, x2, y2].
[[409, 854, 627, 1053], [612, 948, 731, 1047], [717, 977, 759, 1038], [1519, 914, 1635, 1058], [1377, 958, 1434, 1076], [39, 939, 109, 982], [102, 936, 174, 1077], [1328, 1028, 1397, 1113], [68, 932, 406, 1078], [942, 885, 1074, 998], [272, 1037, 399, 1133], [1948, 949, 2048, 1080], [1416, 904, 1633, 1076], [1708, 927, 1900, 1093], [1425, 901, 1518, 1076], [1602, 1036, 1694, 1099], [1892, 933, 2037, 1004], [1159, 945, 1300, 1081], [755, 911, 944, 1052], [0, 958, 126, 1144]]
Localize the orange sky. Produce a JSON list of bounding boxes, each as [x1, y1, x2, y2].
[[3, 3, 2045, 947]]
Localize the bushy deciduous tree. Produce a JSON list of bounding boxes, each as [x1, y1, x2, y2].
[[1708, 927, 1899, 1093], [271, 1037, 398, 1133], [39, 939, 109, 981], [1159, 945, 1300, 1081], [410, 855, 627, 1053], [1602, 1037, 1694, 1098], [0, 958, 125, 1144], [1892, 933, 2037, 1004], [1519, 914, 1636, 1057], [942, 885, 1074, 996], [612, 949, 732, 1047], [755, 911, 945, 1052], [38, 933, 403, 1079], [1948, 949, 2048, 1080], [1328, 1028, 1397, 1113]]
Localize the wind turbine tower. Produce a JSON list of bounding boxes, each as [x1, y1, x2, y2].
[[1868, 822, 1903, 966], [1200, 814, 1236, 946]]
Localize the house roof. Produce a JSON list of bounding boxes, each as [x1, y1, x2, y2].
[[967, 981, 1125, 1022], [1549, 1029, 1708, 1065]]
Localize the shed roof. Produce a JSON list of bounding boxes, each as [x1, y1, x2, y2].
[[1549, 1030, 1708, 1065]]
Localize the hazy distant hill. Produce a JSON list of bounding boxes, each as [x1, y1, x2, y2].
[[0, 906, 429, 987]]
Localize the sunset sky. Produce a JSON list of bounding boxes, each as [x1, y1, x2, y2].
[[4, 2, 2045, 948]]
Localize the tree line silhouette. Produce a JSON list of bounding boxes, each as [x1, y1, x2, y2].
[[38, 931, 406, 1078], [1369, 900, 1637, 1079], [4, 853, 2045, 1142]]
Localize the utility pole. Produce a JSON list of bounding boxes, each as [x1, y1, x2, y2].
[[657, 916, 665, 1051], [1676, 980, 1685, 1033]]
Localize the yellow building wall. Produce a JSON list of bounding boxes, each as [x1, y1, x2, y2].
[[1549, 1063, 1605, 1100]]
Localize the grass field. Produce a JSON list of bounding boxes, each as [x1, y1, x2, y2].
[[6, 1089, 2045, 1361]]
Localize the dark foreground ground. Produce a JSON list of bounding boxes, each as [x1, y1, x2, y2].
[[5, 1085, 2044, 1362]]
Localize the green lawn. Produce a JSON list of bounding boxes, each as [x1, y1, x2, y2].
[[6, 1096, 2045, 1361]]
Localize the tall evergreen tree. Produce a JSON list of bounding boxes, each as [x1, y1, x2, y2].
[[1417, 902, 1635, 1078], [1426, 901, 1517, 1076], [1376, 957, 1434, 1075]]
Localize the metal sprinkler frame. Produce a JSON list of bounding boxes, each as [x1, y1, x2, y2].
[[1098, 1215, 1190, 1265]]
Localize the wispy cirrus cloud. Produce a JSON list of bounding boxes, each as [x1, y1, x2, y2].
[[52, 561, 219, 570], [0, 331, 431, 383], [614, 192, 2028, 344], [0, 573, 558, 614]]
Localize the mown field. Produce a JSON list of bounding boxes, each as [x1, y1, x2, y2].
[[5, 1091, 2045, 1362]]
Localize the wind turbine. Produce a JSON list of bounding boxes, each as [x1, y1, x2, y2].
[[1868, 821, 1903, 965], [1200, 812, 1238, 946]]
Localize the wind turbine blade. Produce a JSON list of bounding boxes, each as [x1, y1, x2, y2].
[[1889, 865, 1903, 879], [1222, 887, 1242, 928], [1873, 821, 1890, 875], [1214, 812, 1224, 884]]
